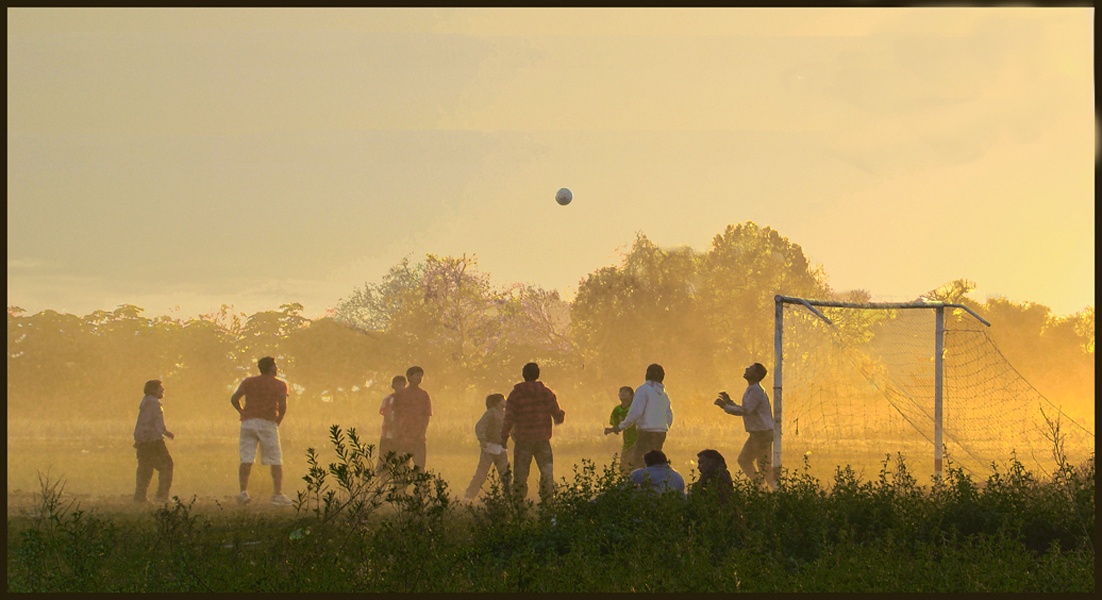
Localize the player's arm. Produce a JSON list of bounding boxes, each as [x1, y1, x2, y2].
[[548, 390, 565, 425], [230, 386, 245, 415], [614, 389, 645, 433], [716, 391, 744, 415], [276, 393, 288, 426], [607, 407, 622, 435], [475, 411, 490, 446], [156, 405, 174, 440], [500, 392, 517, 442]]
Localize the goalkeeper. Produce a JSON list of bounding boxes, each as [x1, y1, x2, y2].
[[714, 362, 776, 490]]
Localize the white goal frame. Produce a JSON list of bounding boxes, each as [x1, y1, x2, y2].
[[773, 294, 992, 479]]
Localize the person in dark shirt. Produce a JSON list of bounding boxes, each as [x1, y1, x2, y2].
[[390, 365, 433, 470], [691, 448, 734, 504], [501, 362, 565, 502]]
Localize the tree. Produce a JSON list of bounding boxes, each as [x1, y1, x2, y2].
[[572, 234, 707, 395], [697, 222, 831, 384], [334, 254, 515, 395]]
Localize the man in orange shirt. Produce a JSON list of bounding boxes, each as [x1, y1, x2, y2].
[[390, 365, 433, 471], [231, 356, 293, 506]]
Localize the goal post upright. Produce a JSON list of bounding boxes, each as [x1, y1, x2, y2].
[[934, 306, 945, 476], [773, 294, 990, 479], [773, 296, 783, 485]]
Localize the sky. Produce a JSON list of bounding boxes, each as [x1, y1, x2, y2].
[[7, 7, 1095, 321]]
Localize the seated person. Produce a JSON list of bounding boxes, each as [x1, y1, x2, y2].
[[629, 449, 686, 495], [690, 448, 734, 503]]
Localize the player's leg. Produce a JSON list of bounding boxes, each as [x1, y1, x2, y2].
[[534, 440, 555, 501], [512, 440, 535, 500], [736, 435, 760, 481], [134, 443, 155, 502], [153, 440, 174, 501], [464, 450, 494, 500], [238, 420, 260, 504]]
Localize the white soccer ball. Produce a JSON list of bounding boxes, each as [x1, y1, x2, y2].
[[555, 187, 573, 206]]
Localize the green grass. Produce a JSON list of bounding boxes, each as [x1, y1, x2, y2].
[[6, 425, 1095, 593]]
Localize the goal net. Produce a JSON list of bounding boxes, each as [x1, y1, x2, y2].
[[776, 296, 1095, 483]]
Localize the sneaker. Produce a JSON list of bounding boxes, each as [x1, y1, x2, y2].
[[235, 491, 251, 506], [271, 493, 294, 506]]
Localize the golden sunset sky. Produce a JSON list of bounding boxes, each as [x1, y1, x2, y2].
[[7, 7, 1095, 319]]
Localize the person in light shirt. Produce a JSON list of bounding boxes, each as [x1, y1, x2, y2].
[[629, 449, 686, 495], [715, 362, 776, 490], [605, 364, 674, 472], [132, 379, 174, 503], [462, 393, 511, 502]]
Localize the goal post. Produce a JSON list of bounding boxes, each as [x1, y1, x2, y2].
[[773, 294, 992, 480]]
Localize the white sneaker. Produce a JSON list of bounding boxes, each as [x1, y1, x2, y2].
[[271, 493, 294, 506], [236, 491, 251, 506]]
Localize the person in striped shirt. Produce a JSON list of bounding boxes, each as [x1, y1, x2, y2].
[[501, 362, 565, 502]]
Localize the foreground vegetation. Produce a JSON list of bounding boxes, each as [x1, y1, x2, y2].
[[7, 426, 1094, 592]]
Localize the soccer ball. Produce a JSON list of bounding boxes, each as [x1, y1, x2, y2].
[[555, 187, 572, 206]]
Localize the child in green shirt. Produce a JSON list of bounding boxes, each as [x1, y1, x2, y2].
[[609, 386, 638, 473]]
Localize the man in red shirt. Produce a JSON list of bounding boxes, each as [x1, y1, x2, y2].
[[501, 362, 565, 502], [390, 365, 433, 471], [230, 356, 292, 506]]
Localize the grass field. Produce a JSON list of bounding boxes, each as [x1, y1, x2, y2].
[[7, 417, 951, 513], [7, 423, 1095, 592], [7, 401, 1095, 592]]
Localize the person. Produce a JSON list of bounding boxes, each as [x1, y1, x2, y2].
[[376, 374, 406, 472], [608, 386, 639, 473], [390, 366, 433, 471], [691, 448, 734, 503], [132, 379, 174, 503], [230, 356, 293, 506], [605, 364, 673, 472], [501, 362, 565, 501], [462, 393, 511, 502], [715, 362, 776, 490], [629, 449, 686, 495]]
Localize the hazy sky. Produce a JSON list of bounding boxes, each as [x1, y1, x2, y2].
[[7, 7, 1095, 320]]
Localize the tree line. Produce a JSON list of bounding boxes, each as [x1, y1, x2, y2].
[[7, 222, 1094, 424]]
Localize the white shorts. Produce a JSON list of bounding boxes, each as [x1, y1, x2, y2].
[[239, 418, 282, 466]]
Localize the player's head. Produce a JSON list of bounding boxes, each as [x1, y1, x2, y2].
[[258, 356, 277, 375], [618, 386, 634, 404], [406, 366, 424, 385], [144, 379, 163, 396], [643, 449, 670, 467], [522, 362, 540, 382], [743, 362, 767, 383], [391, 375, 407, 391], [645, 363, 665, 383], [485, 393, 505, 409], [696, 449, 727, 474]]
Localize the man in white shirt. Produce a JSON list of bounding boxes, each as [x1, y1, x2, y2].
[[715, 362, 776, 490], [605, 363, 673, 473]]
